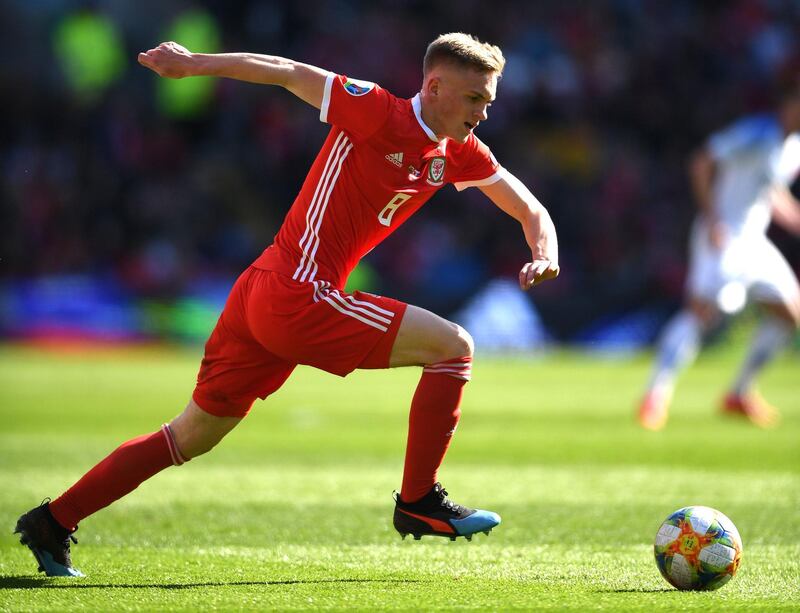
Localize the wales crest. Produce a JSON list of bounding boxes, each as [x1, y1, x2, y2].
[[427, 156, 446, 186]]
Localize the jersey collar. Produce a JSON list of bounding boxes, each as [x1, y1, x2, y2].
[[412, 93, 446, 144]]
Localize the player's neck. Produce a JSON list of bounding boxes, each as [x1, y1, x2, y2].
[[418, 93, 445, 141]]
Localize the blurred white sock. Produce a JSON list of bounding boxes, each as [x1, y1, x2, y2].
[[731, 317, 794, 396], [647, 310, 702, 395]]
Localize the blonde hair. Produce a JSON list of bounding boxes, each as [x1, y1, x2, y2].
[[423, 32, 505, 76]]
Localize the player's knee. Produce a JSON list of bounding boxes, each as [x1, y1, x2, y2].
[[437, 324, 474, 362], [178, 433, 218, 458], [173, 421, 232, 458], [169, 400, 239, 460], [777, 302, 800, 328], [456, 325, 475, 358], [688, 300, 719, 330], [788, 298, 800, 328], [778, 303, 800, 328], [759, 297, 800, 328]]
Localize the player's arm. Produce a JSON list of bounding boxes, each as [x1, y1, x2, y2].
[[137, 42, 328, 109], [479, 170, 559, 290], [689, 146, 725, 248], [768, 185, 800, 236]]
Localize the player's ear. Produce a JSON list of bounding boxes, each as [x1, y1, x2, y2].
[[426, 76, 440, 97]]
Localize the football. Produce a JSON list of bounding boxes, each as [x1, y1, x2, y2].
[[654, 505, 743, 590]]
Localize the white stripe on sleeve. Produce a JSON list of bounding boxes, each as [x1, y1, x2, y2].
[[319, 72, 335, 123], [453, 167, 507, 192]]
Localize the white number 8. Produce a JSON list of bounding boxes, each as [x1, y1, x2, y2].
[[378, 193, 412, 227]]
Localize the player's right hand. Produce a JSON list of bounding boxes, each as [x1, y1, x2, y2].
[[519, 259, 559, 290], [138, 42, 195, 79]]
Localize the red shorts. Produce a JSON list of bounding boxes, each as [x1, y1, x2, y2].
[[193, 267, 407, 418]]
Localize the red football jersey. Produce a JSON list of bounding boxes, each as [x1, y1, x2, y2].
[[253, 73, 502, 289]]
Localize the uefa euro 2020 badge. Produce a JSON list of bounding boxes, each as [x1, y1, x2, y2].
[[343, 77, 375, 96], [427, 156, 445, 186]]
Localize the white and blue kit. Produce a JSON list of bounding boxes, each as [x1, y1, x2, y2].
[[687, 114, 800, 312]]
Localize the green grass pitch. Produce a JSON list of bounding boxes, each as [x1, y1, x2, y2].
[[0, 343, 798, 611]]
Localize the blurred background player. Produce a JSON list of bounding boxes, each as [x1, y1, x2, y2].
[[638, 78, 800, 430], [14, 33, 559, 576]]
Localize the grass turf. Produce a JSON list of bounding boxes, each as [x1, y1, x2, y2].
[[0, 343, 797, 611]]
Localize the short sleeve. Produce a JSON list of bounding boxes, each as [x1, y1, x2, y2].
[[319, 73, 392, 139], [707, 115, 776, 163], [452, 135, 503, 191], [774, 133, 800, 186]]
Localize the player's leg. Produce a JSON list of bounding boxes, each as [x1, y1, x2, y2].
[[724, 251, 800, 426], [388, 305, 473, 499], [242, 278, 498, 541], [49, 399, 240, 535], [383, 305, 500, 540], [639, 222, 727, 429], [14, 400, 241, 577], [638, 298, 719, 430], [15, 267, 292, 576]]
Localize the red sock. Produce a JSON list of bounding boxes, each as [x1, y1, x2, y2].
[[49, 424, 187, 531], [400, 357, 471, 503]]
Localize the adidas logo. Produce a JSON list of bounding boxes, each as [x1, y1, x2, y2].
[[385, 152, 403, 167]]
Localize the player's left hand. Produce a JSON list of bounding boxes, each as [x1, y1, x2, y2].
[[519, 259, 559, 290]]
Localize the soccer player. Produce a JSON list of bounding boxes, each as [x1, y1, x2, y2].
[[15, 33, 559, 576], [638, 81, 800, 431]]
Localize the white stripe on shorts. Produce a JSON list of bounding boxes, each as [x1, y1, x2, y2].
[[311, 283, 394, 332]]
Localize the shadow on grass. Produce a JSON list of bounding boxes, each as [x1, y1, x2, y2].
[[599, 587, 674, 593], [0, 576, 421, 590]]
